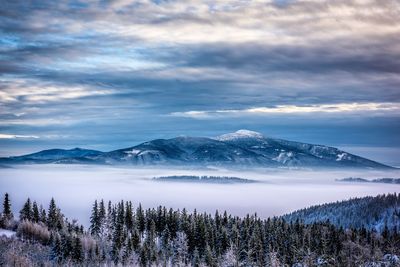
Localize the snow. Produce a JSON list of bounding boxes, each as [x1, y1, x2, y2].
[[0, 229, 16, 238], [124, 149, 141, 156], [336, 153, 347, 161], [273, 152, 294, 164], [216, 129, 264, 141]]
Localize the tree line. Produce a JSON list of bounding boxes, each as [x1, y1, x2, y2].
[[1, 193, 400, 266]]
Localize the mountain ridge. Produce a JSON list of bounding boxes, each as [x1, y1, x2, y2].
[[283, 193, 400, 232], [0, 130, 394, 169]]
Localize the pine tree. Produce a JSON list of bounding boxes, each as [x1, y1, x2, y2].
[[161, 226, 171, 254], [131, 228, 141, 251], [192, 247, 201, 267], [137, 203, 145, 235], [98, 199, 106, 235], [90, 200, 100, 236], [248, 223, 265, 266], [40, 205, 47, 223], [143, 219, 157, 264], [172, 232, 189, 266], [47, 198, 59, 229], [125, 201, 134, 231], [2, 193, 13, 220], [204, 243, 217, 267], [140, 242, 149, 266], [32, 201, 40, 222], [50, 234, 63, 263], [111, 201, 126, 264], [20, 198, 32, 221], [60, 233, 73, 259], [221, 245, 239, 267], [72, 236, 83, 262]]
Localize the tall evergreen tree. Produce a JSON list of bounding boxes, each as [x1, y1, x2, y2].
[[2, 193, 13, 220], [19, 198, 32, 221], [172, 232, 189, 266], [32, 201, 40, 222], [72, 236, 83, 263], [50, 234, 63, 263], [137, 203, 145, 235], [90, 200, 100, 236], [40, 205, 47, 223], [47, 198, 62, 229]]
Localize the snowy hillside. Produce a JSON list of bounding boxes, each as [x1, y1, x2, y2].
[[283, 193, 400, 232]]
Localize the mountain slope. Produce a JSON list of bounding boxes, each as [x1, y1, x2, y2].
[[283, 193, 400, 232], [216, 130, 390, 168], [0, 130, 393, 168], [100, 136, 279, 166], [0, 148, 104, 164]]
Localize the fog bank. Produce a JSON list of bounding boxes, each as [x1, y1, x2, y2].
[[1, 165, 399, 226]]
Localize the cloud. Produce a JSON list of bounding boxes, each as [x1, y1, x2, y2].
[[0, 78, 115, 104], [0, 134, 39, 139], [0, 0, 399, 155], [169, 102, 400, 119]]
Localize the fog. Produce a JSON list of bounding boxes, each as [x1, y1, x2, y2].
[[1, 164, 399, 227]]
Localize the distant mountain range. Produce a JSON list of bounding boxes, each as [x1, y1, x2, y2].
[[153, 175, 259, 184], [0, 130, 393, 169], [337, 177, 400, 184]]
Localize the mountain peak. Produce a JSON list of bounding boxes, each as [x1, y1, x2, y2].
[[216, 129, 265, 141]]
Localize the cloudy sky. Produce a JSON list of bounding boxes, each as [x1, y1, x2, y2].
[[1, 0, 399, 164]]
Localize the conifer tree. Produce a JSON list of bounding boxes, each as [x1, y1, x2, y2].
[[125, 201, 134, 231], [32, 201, 40, 222], [50, 235, 63, 263], [90, 200, 100, 236], [39, 205, 47, 223], [72, 236, 83, 262], [137, 203, 145, 235], [47, 198, 59, 229], [161, 226, 171, 252], [131, 228, 141, 251], [20, 198, 32, 221], [2, 192, 13, 220], [98, 199, 106, 228], [192, 247, 201, 267], [204, 243, 217, 267], [111, 201, 126, 264], [172, 232, 189, 266]]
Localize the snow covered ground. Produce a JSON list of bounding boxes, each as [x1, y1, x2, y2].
[[0, 164, 399, 227], [0, 229, 16, 238]]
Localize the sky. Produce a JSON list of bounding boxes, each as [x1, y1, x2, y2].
[[0, 0, 399, 164]]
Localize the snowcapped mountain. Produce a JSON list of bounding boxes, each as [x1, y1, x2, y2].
[[102, 136, 279, 166], [216, 129, 265, 141], [0, 130, 393, 169]]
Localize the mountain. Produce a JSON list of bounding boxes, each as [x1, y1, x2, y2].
[[283, 193, 400, 232], [0, 130, 393, 168], [0, 148, 104, 164], [215, 130, 389, 168]]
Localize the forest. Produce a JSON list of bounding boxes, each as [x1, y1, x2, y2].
[[0, 193, 400, 266], [284, 193, 400, 232]]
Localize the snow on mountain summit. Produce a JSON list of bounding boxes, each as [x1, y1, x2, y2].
[[216, 129, 265, 141]]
